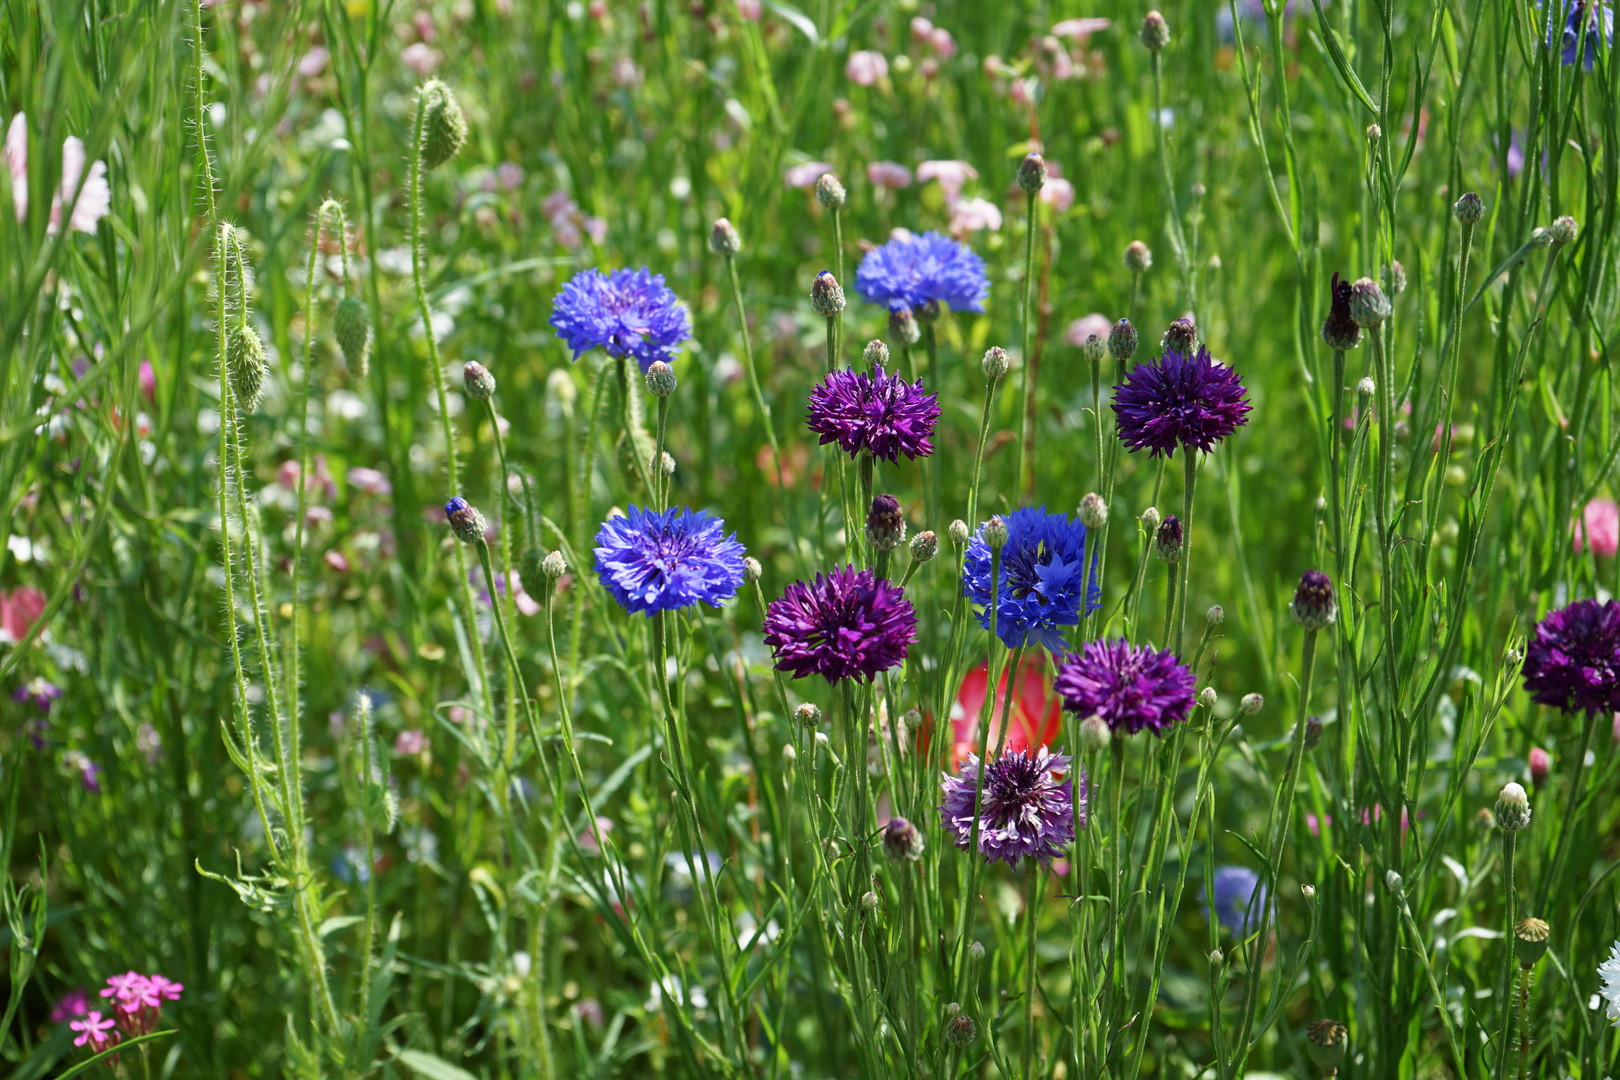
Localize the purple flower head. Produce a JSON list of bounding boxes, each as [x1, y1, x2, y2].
[[1202, 865, 1269, 937], [594, 506, 747, 616], [549, 267, 691, 371], [939, 747, 1081, 867], [1055, 638, 1196, 736], [12, 677, 62, 712], [1522, 598, 1620, 716], [1549, 0, 1613, 69], [806, 364, 941, 463], [65, 751, 102, 793], [70, 1011, 116, 1049], [963, 507, 1100, 651], [51, 988, 89, 1023], [1111, 345, 1252, 458], [763, 566, 916, 683], [855, 230, 990, 314]]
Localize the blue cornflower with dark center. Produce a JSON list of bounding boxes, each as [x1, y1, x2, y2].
[[1111, 346, 1252, 458], [1055, 638, 1196, 737], [1549, 0, 1613, 69], [763, 566, 916, 683], [855, 230, 990, 314], [1522, 598, 1620, 715], [939, 747, 1081, 867], [550, 267, 691, 371], [1202, 865, 1269, 938], [963, 507, 1100, 651], [806, 365, 941, 463], [594, 506, 747, 615]]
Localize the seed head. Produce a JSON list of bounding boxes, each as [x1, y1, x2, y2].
[[1124, 240, 1153, 273], [1452, 192, 1485, 226], [863, 339, 890, 368], [228, 324, 269, 413], [1305, 1019, 1348, 1074], [334, 296, 371, 375], [645, 360, 678, 398], [1514, 917, 1551, 967], [444, 496, 487, 545], [1109, 318, 1139, 362], [1154, 514, 1183, 563], [1078, 492, 1107, 529], [795, 702, 823, 730], [418, 80, 469, 170], [1495, 781, 1531, 831], [909, 530, 938, 564], [710, 218, 742, 256], [1017, 152, 1048, 195], [1140, 10, 1170, 51], [982, 346, 1011, 379], [810, 270, 846, 317], [463, 360, 496, 400]]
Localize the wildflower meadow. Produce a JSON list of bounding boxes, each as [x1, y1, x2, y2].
[[5, 0, 1620, 1077]]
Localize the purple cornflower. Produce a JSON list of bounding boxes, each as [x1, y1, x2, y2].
[[855, 230, 990, 314], [11, 676, 62, 711], [963, 507, 1100, 651], [939, 747, 1080, 867], [1111, 345, 1252, 458], [549, 267, 691, 371], [1055, 638, 1196, 737], [1522, 598, 1620, 715], [1549, 0, 1613, 69], [594, 506, 747, 615], [806, 365, 941, 463], [1203, 865, 1268, 937], [763, 566, 916, 683]]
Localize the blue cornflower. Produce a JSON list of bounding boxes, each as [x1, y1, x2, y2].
[[963, 507, 1100, 651], [1202, 865, 1268, 938], [855, 230, 990, 314], [1549, 0, 1613, 69], [594, 506, 747, 615], [550, 267, 691, 371]]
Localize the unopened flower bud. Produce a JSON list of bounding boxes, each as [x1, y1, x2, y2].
[[1239, 692, 1263, 717], [1381, 260, 1407, 296], [463, 360, 497, 400], [1514, 917, 1551, 967], [796, 702, 823, 729], [1161, 316, 1197, 355], [1154, 514, 1183, 563], [1302, 883, 1316, 899], [1207, 604, 1224, 627], [910, 530, 938, 564], [1505, 646, 1523, 668], [814, 731, 830, 750], [982, 346, 1010, 379], [710, 218, 742, 256], [1142, 506, 1162, 533], [1529, 746, 1551, 785], [334, 296, 372, 375], [815, 172, 846, 209], [228, 325, 269, 413], [865, 494, 906, 552], [1303, 715, 1323, 751], [518, 548, 546, 597], [1124, 240, 1153, 273], [860, 890, 879, 911], [1384, 869, 1403, 894], [1452, 192, 1485, 226], [1199, 687, 1218, 710], [1078, 714, 1111, 751], [444, 496, 487, 544], [1140, 10, 1170, 51], [1017, 152, 1048, 195], [1208, 948, 1224, 964], [1109, 318, 1139, 362], [1356, 376, 1376, 400], [967, 941, 985, 961], [882, 816, 925, 862], [1079, 492, 1107, 529], [1495, 781, 1531, 831], [948, 519, 970, 547], [889, 305, 920, 346], [982, 516, 1008, 550], [1366, 122, 1382, 141], [1548, 215, 1578, 245], [1290, 569, 1337, 631], [1349, 277, 1391, 327], [916, 299, 942, 325], [418, 79, 469, 170], [864, 339, 890, 368], [1530, 226, 1554, 248], [810, 270, 846, 317], [782, 743, 797, 763], [1082, 334, 1107, 364], [542, 550, 567, 580], [645, 360, 677, 398], [743, 556, 763, 584], [944, 1012, 978, 1047], [657, 451, 676, 477]]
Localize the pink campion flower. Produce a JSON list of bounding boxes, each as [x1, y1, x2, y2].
[[70, 1010, 116, 1049], [784, 161, 835, 189], [138, 359, 156, 403], [1529, 746, 1551, 785], [297, 46, 331, 77], [401, 42, 441, 77], [929, 27, 957, 58], [51, 988, 90, 1023], [146, 974, 183, 1002], [323, 549, 350, 573], [948, 196, 1002, 235], [866, 161, 912, 189], [1574, 498, 1619, 557], [1051, 16, 1111, 40], [0, 586, 46, 643], [844, 50, 888, 86], [347, 466, 392, 496], [1064, 313, 1113, 349], [1041, 177, 1076, 211], [736, 0, 762, 20], [916, 159, 977, 204], [49, 137, 111, 236], [394, 729, 429, 756], [5, 114, 26, 221], [909, 16, 933, 41], [100, 972, 147, 1009]]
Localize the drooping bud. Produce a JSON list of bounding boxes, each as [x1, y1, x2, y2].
[[782, 743, 797, 763], [910, 530, 938, 564], [1349, 277, 1391, 327], [743, 556, 763, 584], [227, 324, 269, 413], [710, 217, 742, 256], [795, 702, 823, 730], [1078, 715, 1111, 751], [1017, 151, 1048, 195], [1082, 334, 1107, 364], [463, 360, 496, 400], [1303, 715, 1323, 751], [1154, 514, 1183, 563], [1290, 569, 1337, 631], [982, 516, 1008, 550], [1548, 215, 1578, 245], [645, 360, 678, 398], [1514, 917, 1551, 967], [889, 305, 920, 346], [981, 346, 1010, 379], [1321, 272, 1362, 351], [1161, 316, 1197, 355], [882, 816, 925, 862], [1306, 1019, 1349, 1075], [1495, 781, 1531, 831], [865, 494, 906, 552], [334, 296, 372, 375], [1140, 10, 1170, 51], [815, 172, 846, 209], [1078, 492, 1107, 529], [444, 496, 487, 544], [948, 519, 970, 547], [863, 339, 890, 368], [810, 270, 846, 317], [1108, 317, 1139, 362], [1239, 692, 1264, 717], [1124, 240, 1153, 273], [418, 79, 469, 170], [1452, 192, 1485, 225]]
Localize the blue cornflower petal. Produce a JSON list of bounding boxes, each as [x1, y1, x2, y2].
[[855, 230, 990, 314], [594, 506, 747, 615], [963, 507, 1101, 651], [550, 267, 692, 371]]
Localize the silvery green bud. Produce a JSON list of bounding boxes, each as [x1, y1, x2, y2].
[[1017, 152, 1048, 195], [782, 743, 797, 763], [1530, 226, 1554, 249], [542, 550, 567, 580], [1079, 492, 1107, 529], [982, 346, 1011, 379], [948, 519, 970, 547], [1495, 781, 1531, 831], [864, 339, 890, 368], [1108, 318, 1139, 362], [1366, 123, 1382, 141], [444, 496, 486, 544], [1082, 334, 1107, 364], [1548, 215, 1578, 245], [334, 296, 371, 375], [1140, 10, 1170, 51], [1356, 376, 1376, 400], [1142, 506, 1162, 533], [859, 890, 879, 911], [228, 324, 269, 413], [810, 271, 846, 317], [795, 702, 822, 729], [1239, 692, 1263, 717], [967, 941, 985, 962], [1207, 604, 1224, 627], [1208, 948, 1224, 964], [1199, 687, 1218, 710], [418, 79, 468, 170], [710, 218, 742, 256], [463, 360, 496, 400], [645, 360, 677, 398], [1384, 869, 1403, 894], [815, 173, 846, 209], [1302, 883, 1316, 899], [1124, 240, 1153, 273], [657, 451, 676, 477], [1078, 715, 1111, 751], [1452, 192, 1485, 225], [743, 556, 763, 584], [910, 530, 938, 563], [982, 516, 1008, 550], [889, 305, 920, 346]]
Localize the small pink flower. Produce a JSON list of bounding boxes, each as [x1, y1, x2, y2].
[[1529, 747, 1551, 786], [1613, 711, 1620, 743], [1574, 498, 1619, 557], [138, 359, 156, 403], [736, 0, 762, 19], [844, 50, 888, 87], [1305, 812, 1333, 836], [146, 974, 184, 1002], [916, 159, 978, 204], [51, 988, 90, 1023], [928, 27, 957, 58], [1041, 177, 1076, 212], [496, 161, 524, 190], [394, 729, 429, 756], [347, 466, 392, 496], [305, 505, 334, 528], [70, 1010, 117, 1049], [297, 46, 330, 77], [413, 10, 438, 41], [948, 196, 1002, 235], [783, 161, 835, 189], [0, 586, 46, 643], [610, 57, 643, 88], [5, 113, 26, 221], [401, 42, 441, 77], [866, 161, 912, 189], [909, 16, 933, 41], [49, 136, 111, 236], [324, 549, 350, 573], [1064, 313, 1113, 349], [578, 815, 615, 854], [1050, 16, 1111, 40]]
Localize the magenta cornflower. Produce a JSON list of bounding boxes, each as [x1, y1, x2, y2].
[[1055, 638, 1197, 736], [763, 566, 916, 683], [1522, 598, 1620, 716], [939, 747, 1080, 867], [1111, 345, 1252, 458], [70, 1010, 117, 1049], [806, 364, 941, 464]]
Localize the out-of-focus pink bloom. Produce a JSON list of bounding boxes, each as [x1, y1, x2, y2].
[[298, 46, 331, 77], [401, 42, 441, 77], [74, 754, 102, 792], [450, 705, 473, 725], [1305, 812, 1333, 836], [136, 722, 162, 765], [413, 10, 438, 40], [305, 505, 334, 528], [948, 196, 1002, 235], [1041, 177, 1076, 211], [138, 359, 156, 403], [496, 161, 524, 190], [1051, 16, 1111, 40], [1064, 313, 1113, 349], [100, 972, 146, 1010], [916, 159, 978, 204], [952, 654, 1061, 763], [394, 729, 429, 756], [348, 466, 391, 496], [575, 998, 605, 1026], [12, 677, 63, 712], [0, 586, 47, 644], [323, 549, 349, 573], [5, 113, 26, 221], [1613, 711, 1620, 743], [147, 974, 183, 1003], [918, 57, 940, 79], [1529, 747, 1551, 785], [909, 16, 933, 41], [736, 0, 761, 19], [784, 161, 835, 189], [51, 988, 89, 1023], [866, 161, 912, 189], [611, 57, 644, 87], [1010, 76, 1039, 106], [70, 1011, 116, 1049], [929, 27, 957, 58], [578, 815, 615, 854], [1574, 498, 1619, 557], [845, 50, 888, 86], [49, 137, 110, 236]]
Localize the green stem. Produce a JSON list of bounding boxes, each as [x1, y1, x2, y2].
[[1016, 190, 1039, 496], [1021, 865, 1041, 1080], [1493, 830, 1519, 1078]]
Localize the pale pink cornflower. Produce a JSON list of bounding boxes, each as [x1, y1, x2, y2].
[[395, 729, 429, 756], [910, 16, 933, 41], [916, 159, 978, 204], [6, 113, 26, 221], [70, 1010, 116, 1049], [845, 50, 888, 86], [1051, 16, 1111, 40], [929, 27, 957, 58], [736, 0, 762, 19], [1042, 177, 1075, 211], [866, 161, 912, 189], [784, 161, 835, 189], [1064, 313, 1113, 349], [948, 196, 1002, 235], [401, 42, 441, 77], [1574, 498, 1619, 557]]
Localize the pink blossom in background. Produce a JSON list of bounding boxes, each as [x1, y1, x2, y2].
[[844, 50, 888, 86], [324, 549, 349, 573], [736, 0, 762, 20], [783, 161, 835, 189], [0, 586, 47, 643], [70, 1011, 116, 1049], [909, 16, 933, 41], [918, 58, 940, 79], [1574, 498, 1619, 556], [1613, 711, 1620, 742], [929, 27, 957, 58], [297, 46, 330, 77], [1041, 177, 1076, 211], [1529, 747, 1551, 785], [916, 159, 977, 204], [1064, 313, 1112, 349], [51, 988, 89, 1023], [948, 196, 1002, 235], [578, 815, 615, 853], [394, 729, 429, 756], [401, 42, 441, 77], [412, 10, 438, 40], [496, 161, 524, 190], [1051, 16, 1111, 40], [1306, 812, 1333, 836], [610, 57, 644, 88], [1010, 77, 1039, 106], [6, 114, 26, 221], [136, 722, 162, 765], [347, 466, 392, 496], [304, 505, 334, 528], [49, 136, 111, 236], [138, 359, 156, 403], [867, 161, 912, 189]]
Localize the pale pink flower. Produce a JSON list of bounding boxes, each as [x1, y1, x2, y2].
[[394, 729, 429, 756], [348, 466, 392, 496], [916, 159, 978, 204], [845, 50, 888, 86], [496, 161, 524, 190], [138, 359, 156, 403], [784, 161, 835, 189], [1041, 177, 1076, 211], [70, 1010, 116, 1049], [541, 190, 575, 221], [919, 57, 939, 79], [866, 161, 912, 189], [0, 586, 46, 644], [736, 0, 762, 19], [137, 723, 163, 765], [1529, 747, 1551, 785], [909, 16, 933, 41], [584, 216, 607, 245], [1010, 76, 1039, 106], [611, 56, 644, 88], [1064, 313, 1113, 349], [298, 46, 331, 77], [146, 974, 184, 1003], [49, 137, 110, 236], [5, 113, 26, 221], [1574, 498, 1619, 557], [323, 549, 349, 573], [578, 815, 614, 853], [1051, 16, 1111, 40], [929, 27, 957, 58], [401, 42, 441, 77], [948, 196, 1002, 235]]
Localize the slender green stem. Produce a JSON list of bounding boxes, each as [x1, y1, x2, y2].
[[1494, 830, 1519, 1078], [1016, 191, 1039, 496], [966, 375, 1000, 530], [1021, 865, 1040, 1080]]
